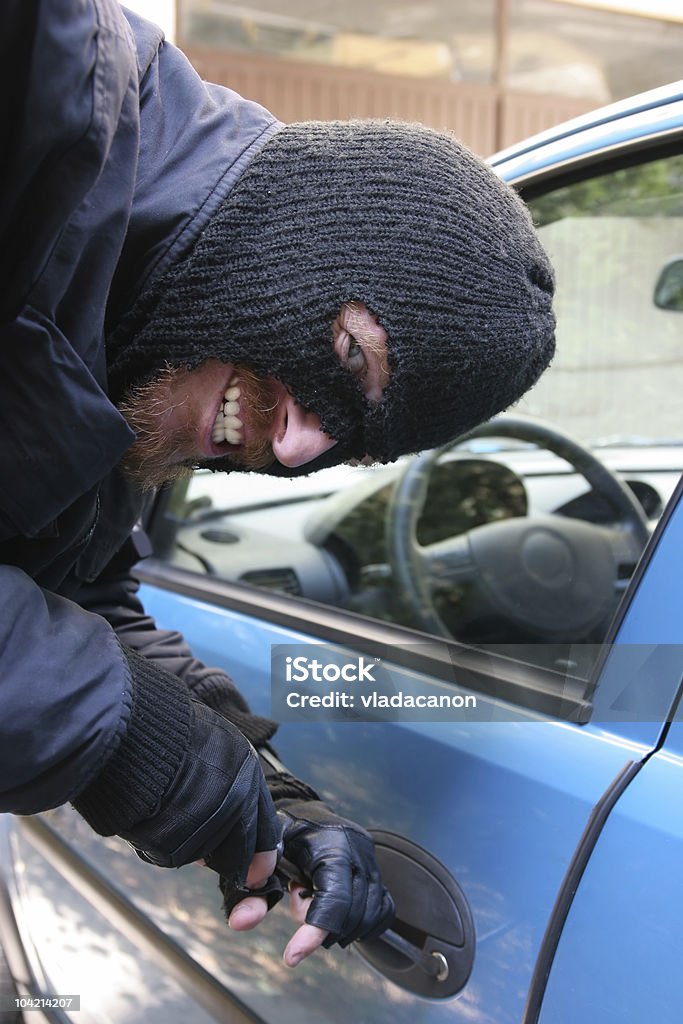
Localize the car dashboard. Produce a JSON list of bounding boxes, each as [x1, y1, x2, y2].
[[159, 443, 682, 643]]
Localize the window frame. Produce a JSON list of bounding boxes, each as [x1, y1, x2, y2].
[[141, 125, 683, 724]]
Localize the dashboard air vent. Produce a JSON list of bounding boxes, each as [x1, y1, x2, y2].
[[240, 568, 302, 595]]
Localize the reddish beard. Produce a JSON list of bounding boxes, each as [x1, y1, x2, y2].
[[118, 362, 277, 488]]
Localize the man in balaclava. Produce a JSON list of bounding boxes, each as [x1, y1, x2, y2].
[[1, 0, 555, 969], [107, 119, 554, 486]]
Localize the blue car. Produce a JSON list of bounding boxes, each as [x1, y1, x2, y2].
[[2, 81, 683, 1024]]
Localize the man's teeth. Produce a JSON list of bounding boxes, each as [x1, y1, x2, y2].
[[212, 380, 243, 445]]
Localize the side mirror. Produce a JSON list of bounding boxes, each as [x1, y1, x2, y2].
[[654, 257, 683, 311]]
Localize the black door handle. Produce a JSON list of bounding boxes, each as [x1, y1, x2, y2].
[[280, 829, 474, 998], [356, 829, 475, 998]]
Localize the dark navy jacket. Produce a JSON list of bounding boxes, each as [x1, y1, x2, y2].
[[1, 1, 281, 813]]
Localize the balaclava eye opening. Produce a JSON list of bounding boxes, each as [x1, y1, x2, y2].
[[107, 120, 556, 470]]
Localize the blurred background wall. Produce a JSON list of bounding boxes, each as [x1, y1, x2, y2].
[[127, 0, 683, 155]]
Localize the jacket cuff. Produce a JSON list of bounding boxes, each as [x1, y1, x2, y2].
[[194, 672, 279, 747], [73, 647, 192, 835]]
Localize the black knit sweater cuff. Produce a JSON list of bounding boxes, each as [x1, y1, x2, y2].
[[194, 673, 279, 748], [73, 648, 192, 836]]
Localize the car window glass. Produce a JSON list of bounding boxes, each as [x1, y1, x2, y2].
[[151, 150, 683, 703], [518, 154, 683, 443]]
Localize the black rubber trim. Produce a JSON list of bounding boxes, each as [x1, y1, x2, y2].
[[585, 475, 683, 693], [603, 475, 683, 647], [514, 129, 683, 199], [17, 817, 264, 1024], [522, 759, 643, 1024], [134, 559, 593, 722]]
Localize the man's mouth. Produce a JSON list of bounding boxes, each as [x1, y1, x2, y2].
[[211, 372, 243, 446]]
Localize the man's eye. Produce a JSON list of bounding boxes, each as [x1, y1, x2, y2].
[[347, 339, 367, 376]]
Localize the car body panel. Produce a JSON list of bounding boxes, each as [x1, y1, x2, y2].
[[530, 484, 683, 1016], [131, 547, 675, 1022], [538, 721, 683, 1024]]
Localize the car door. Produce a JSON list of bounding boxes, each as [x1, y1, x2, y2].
[[537, 482, 683, 1024], [122, 498, 680, 1024], [11, 486, 680, 1024], [6, 93, 682, 1024]]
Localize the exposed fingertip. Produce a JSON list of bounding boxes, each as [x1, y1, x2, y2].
[[228, 906, 255, 930]]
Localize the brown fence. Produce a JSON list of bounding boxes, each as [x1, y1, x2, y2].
[[499, 91, 593, 150], [185, 45, 593, 156]]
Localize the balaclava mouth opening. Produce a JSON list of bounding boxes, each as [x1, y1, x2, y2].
[[107, 120, 556, 471]]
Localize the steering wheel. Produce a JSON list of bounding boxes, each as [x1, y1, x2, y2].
[[386, 416, 650, 641]]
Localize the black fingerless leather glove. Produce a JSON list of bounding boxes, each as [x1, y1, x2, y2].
[[218, 746, 394, 947], [73, 648, 279, 882], [275, 799, 395, 948]]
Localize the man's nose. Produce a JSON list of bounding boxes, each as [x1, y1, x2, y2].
[[271, 391, 338, 468]]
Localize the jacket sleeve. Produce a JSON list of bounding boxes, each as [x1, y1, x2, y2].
[[0, 0, 167, 817], [77, 543, 279, 749], [0, 563, 280, 877], [0, 565, 189, 816], [0, 4, 277, 863]]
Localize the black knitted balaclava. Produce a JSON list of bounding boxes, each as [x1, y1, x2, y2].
[[107, 120, 556, 470]]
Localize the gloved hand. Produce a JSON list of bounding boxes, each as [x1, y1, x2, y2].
[[120, 700, 280, 881], [275, 799, 395, 949], [180, 706, 394, 959], [220, 758, 395, 967], [73, 647, 280, 885]]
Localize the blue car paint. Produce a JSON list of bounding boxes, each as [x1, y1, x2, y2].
[[139, 572, 671, 1023], [538, 724, 683, 1024], [535, 489, 683, 1022], [587, 484, 683, 747], [610, 506, 683, 648]]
